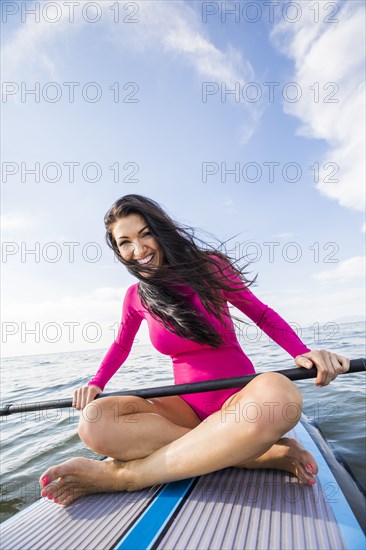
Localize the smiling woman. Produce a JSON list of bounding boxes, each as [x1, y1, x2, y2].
[[39, 194, 350, 507], [113, 214, 166, 274]]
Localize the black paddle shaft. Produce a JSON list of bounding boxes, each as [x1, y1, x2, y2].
[[1, 358, 365, 416]]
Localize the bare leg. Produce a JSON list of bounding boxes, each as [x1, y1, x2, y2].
[[77, 394, 201, 460], [235, 438, 317, 483], [40, 373, 317, 505], [77, 392, 316, 481]]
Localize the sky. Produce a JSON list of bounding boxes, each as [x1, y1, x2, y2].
[[1, 0, 365, 358]]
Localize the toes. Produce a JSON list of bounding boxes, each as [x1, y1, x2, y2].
[[59, 494, 75, 506], [54, 487, 72, 504], [310, 459, 319, 475], [41, 483, 58, 499], [39, 465, 63, 487], [39, 458, 84, 488], [41, 476, 70, 499], [302, 460, 317, 484], [42, 482, 80, 506], [296, 464, 312, 484], [304, 454, 318, 475], [292, 451, 318, 485]]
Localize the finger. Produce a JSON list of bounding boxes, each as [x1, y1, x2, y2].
[[85, 387, 98, 408], [81, 389, 89, 410], [330, 354, 343, 377], [88, 386, 101, 406], [334, 355, 350, 374], [72, 389, 80, 410], [299, 350, 328, 386], [77, 388, 85, 410], [295, 355, 314, 369], [79, 389, 85, 410], [314, 362, 327, 386], [312, 352, 329, 386], [315, 351, 333, 386], [86, 389, 95, 407], [85, 390, 94, 408], [319, 351, 341, 386], [331, 354, 349, 377], [324, 353, 338, 385]]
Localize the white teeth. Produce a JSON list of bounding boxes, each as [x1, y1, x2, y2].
[[137, 254, 154, 265]]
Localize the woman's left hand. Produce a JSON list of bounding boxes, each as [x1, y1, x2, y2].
[[295, 350, 350, 387]]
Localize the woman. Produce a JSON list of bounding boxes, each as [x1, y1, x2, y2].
[[39, 195, 350, 505]]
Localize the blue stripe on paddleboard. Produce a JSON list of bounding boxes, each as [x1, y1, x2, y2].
[[296, 421, 366, 550], [113, 478, 196, 550]]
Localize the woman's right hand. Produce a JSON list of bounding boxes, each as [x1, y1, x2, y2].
[[72, 385, 102, 410]]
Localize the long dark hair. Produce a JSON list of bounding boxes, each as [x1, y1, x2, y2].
[[104, 194, 257, 347]]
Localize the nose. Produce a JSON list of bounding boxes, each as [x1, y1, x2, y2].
[[130, 240, 147, 258]]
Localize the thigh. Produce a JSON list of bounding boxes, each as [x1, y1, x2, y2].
[[148, 396, 202, 429], [220, 372, 302, 419], [96, 394, 201, 429], [221, 389, 243, 411], [220, 373, 276, 410]]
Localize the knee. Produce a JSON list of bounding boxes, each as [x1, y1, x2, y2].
[[248, 372, 302, 430], [77, 400, 108, 449], [254, 372, 302, 406], [77, 396, 143, 456]]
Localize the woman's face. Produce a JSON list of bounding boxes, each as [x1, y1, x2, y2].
[[112, 214, 165, 276]]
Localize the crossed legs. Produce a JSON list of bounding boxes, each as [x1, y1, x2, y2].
[[39, 373, 318, 505]]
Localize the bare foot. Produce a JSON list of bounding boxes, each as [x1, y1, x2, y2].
[[39, 457, 136, 506], [235, 437, 318, 484]]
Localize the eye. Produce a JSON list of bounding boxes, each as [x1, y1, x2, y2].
[[143, 231, 151, 237], [118, 241, 133, 251]]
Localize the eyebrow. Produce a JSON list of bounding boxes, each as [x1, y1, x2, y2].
[[117, 225, 149, 241]]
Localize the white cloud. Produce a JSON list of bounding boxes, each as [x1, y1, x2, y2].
[[1, 284, 151, 358], [312, 256, 365, 281], [1, 4, 82, 82], [2, 1, 260, 142], [107, 2, 253, 80], [0, 212, 41, 232], [108, 2, 259, 142], [1, 285, 126, 322], [272, 232, 298, 239], [270, 1, 365, 214]]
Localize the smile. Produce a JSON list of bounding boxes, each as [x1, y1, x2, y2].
[[136, 253, 155, 265]]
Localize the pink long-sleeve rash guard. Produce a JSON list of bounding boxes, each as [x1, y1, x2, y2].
[[88, 256, 310, 421]]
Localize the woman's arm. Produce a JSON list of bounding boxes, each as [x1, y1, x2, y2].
[[88, 285, 143, 391], [224, 283, 311, 358], [217, 257, 349, 385]]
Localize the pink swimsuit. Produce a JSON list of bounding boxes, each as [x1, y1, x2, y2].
[[89, 258, 311, 420]]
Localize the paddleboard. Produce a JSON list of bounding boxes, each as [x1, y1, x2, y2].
[[1, 414, 365, 550]]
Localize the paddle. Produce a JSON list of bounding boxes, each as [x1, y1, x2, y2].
[[1, 358, 364, 417]]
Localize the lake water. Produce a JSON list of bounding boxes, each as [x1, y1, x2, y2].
[[1, 321, 365, 523]]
